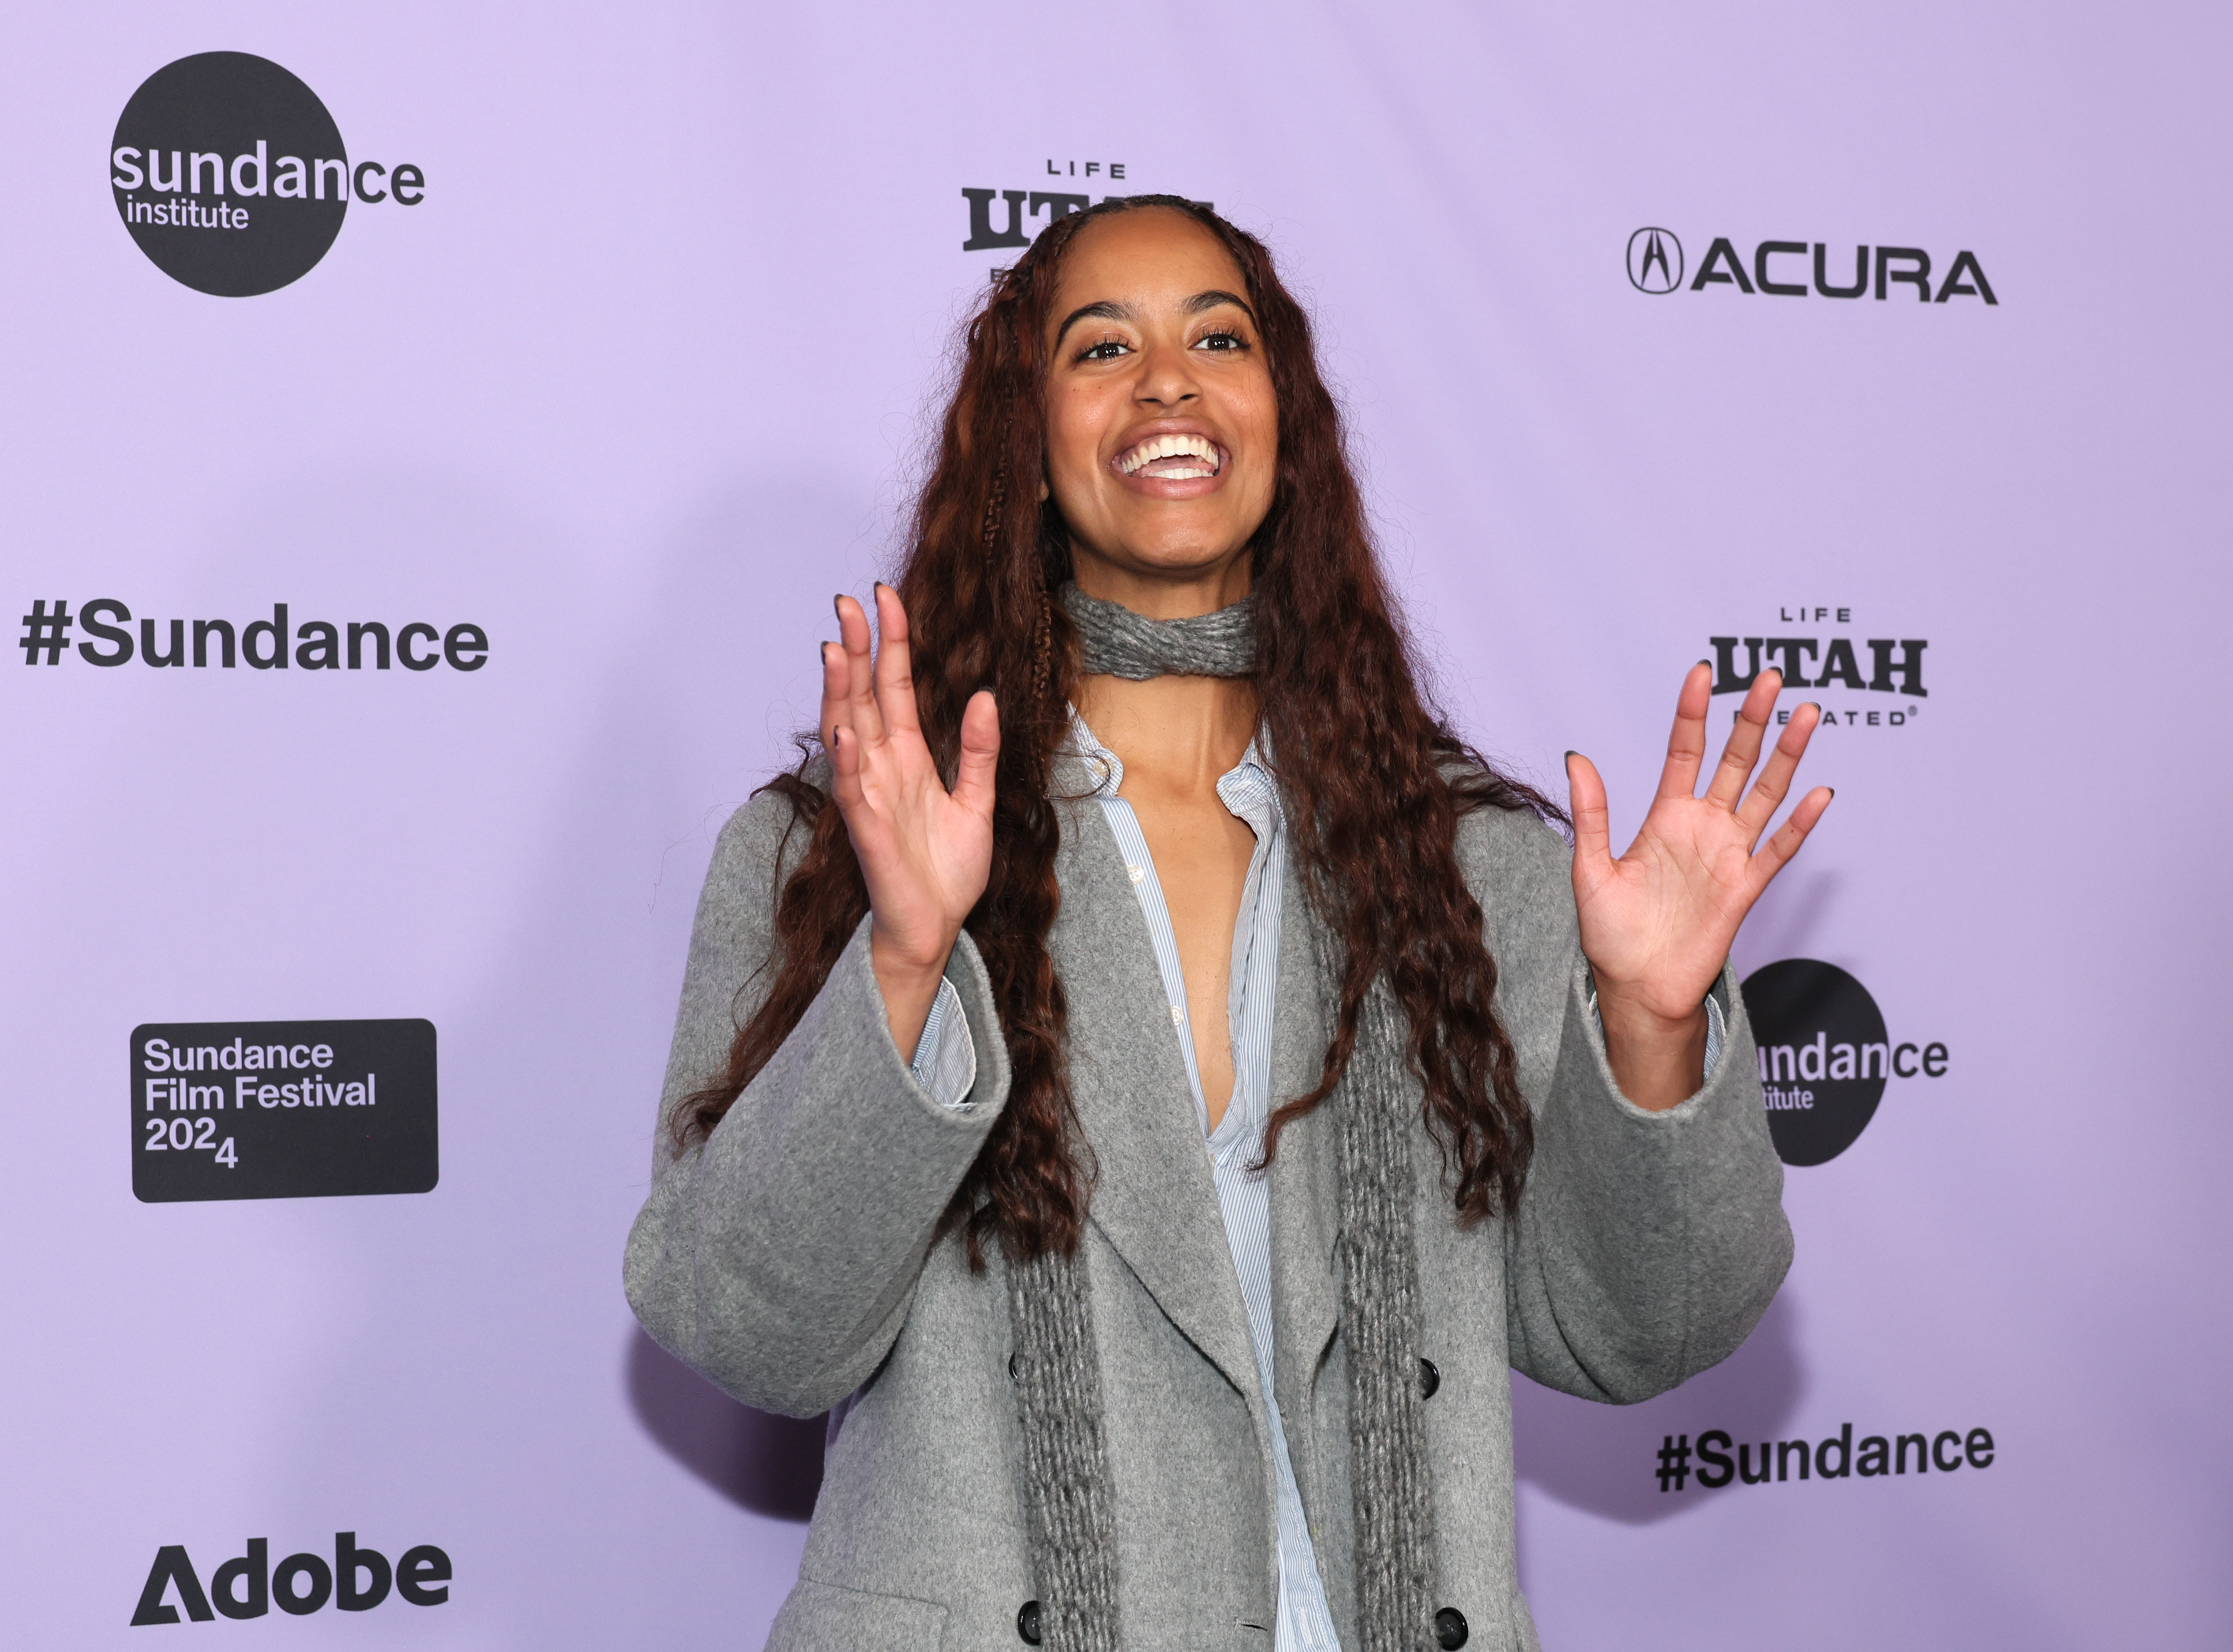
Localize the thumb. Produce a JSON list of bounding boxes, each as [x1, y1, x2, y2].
[[1565, 751, 1615, 888], [951, 690, 1001, 817]]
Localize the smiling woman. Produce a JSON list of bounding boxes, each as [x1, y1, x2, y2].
[[626, 196, 1827, 1652]]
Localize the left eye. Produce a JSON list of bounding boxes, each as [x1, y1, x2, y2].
[[1195, 330, 1244, 351], [1080, 340, 1130, 361]]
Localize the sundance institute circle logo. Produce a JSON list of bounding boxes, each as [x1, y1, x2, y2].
[[1739, 958, 1887, 1166], [111, 52, 348, 297]]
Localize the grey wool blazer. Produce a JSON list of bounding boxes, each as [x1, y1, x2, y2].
[[625, 755, 1792, 1652]]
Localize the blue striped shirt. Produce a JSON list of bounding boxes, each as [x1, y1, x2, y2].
[[910, 715, 1722, 1648]]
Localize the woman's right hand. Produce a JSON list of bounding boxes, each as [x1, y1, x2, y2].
[[822, 583, 1001, 1057]]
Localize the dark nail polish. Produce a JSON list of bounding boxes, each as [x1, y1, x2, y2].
[[1564, 750, 1578, 760]]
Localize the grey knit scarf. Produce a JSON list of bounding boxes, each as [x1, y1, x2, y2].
[[1060, 582, 1259, 681], [1008, 586, 1438, 1651]]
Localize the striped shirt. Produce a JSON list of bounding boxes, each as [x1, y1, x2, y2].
[[910, 715, 1722, 1649]]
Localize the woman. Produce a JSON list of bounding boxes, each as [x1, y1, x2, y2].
[[627, 196, 1825, 1652]]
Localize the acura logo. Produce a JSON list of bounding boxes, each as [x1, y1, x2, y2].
[[1627, 226, 1683, 294]]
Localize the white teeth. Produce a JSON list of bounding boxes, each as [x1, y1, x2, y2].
[[1117, 433, 1220, 476]]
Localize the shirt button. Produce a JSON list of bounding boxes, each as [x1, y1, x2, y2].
[[1170, 1005, 1185, 1026], [1128, 865, 1145, 883]]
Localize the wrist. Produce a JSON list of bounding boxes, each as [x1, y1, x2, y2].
[[1594, 981, 1709, 1043], [869, 918, 959, 984], [1593, 980, 1711, 1113], [869, 923, 955, 1066]]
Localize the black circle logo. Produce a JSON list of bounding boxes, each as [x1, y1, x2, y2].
[[1626, 226, 1683, 294], [1739, 958, 1887, 1166], [111, 52, 347, 297]]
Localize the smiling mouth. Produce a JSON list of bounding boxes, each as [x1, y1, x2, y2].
[[1115, 433, 1223, 481]]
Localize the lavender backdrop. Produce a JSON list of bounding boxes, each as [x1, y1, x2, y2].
[[4, 1, 2228, 1645]]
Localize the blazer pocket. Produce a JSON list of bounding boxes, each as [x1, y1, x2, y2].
[[766, 1577, 949, 1652]]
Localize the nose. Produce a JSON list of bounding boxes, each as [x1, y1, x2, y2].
[[1133, 339, 1200, 408]]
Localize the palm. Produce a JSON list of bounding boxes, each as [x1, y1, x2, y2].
[[823, 586, 1000, 974], [1568, 665, 1831, 1024]]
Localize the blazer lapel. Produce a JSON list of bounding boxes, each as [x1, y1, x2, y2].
[[1047, 781, 1259, 1399], [1266, 849, 1343, 1420]]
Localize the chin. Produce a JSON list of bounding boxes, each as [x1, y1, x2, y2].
[[1088, 537, 1247, 579]]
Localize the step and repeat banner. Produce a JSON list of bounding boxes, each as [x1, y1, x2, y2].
[[5, 2, 2227, 1647]]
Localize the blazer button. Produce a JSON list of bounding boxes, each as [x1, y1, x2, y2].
[[1434, 1605, 1469, 1648], [1418, 1357, 1441, 1398], [1017, 1600, 1042, 1645]]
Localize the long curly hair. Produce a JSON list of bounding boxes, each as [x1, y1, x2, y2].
[[677, 195, 1558, 1265]]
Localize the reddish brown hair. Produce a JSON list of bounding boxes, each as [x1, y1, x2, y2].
[[678, 196, 1556, 1264]]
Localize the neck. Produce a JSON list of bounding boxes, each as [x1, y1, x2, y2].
[[1075, 672, 1258, 792]]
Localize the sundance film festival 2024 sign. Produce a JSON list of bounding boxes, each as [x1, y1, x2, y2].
[[131, 1020, 438, 1202]]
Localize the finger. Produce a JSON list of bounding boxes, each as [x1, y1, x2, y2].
[[1652, 662, 1715, 802], [836, 593, 887, 747], [818, 639, 847, 752], [1748, 784, 1834, 885], [1566, 751, 1614, 883], [871, 583, 923, 738], [828, 702, 865, 802], [1735, 700, 1821, 838], [951, 689, 1002, 817], [1704, 667, 1784, 811]]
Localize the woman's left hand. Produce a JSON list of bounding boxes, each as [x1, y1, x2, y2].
[[1565, 663, 1833, 1110]]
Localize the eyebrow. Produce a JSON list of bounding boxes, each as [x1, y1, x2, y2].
[[1052, 289, 1258, 350]]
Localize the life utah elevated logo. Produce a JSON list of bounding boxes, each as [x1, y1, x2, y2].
[[110, 52, 424, 296]]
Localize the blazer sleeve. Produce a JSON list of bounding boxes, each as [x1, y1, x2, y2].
[[1456, 804, 1792, 1405], [623, 787, 1013, 1417]]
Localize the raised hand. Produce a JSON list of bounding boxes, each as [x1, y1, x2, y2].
[[821, 584, 1000, 1057], [1564, 664, 1832, 1110]]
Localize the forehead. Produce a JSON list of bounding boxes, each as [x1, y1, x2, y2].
[[1050, 209, 1247, 313]]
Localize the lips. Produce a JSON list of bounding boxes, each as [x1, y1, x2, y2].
[[1114, 432, 1222, 480]]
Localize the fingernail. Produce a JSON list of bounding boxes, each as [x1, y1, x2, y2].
[[1564, 749, 1578, 760], [832, 593, 843, 618], [1827, 787, 1836, 798], [1696, 658, 1711, 668], [1805, 702, 1821, 714]]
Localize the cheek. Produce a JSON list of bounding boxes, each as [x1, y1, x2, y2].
[[1235, 374, 1278, 461], [1047, 387, 1111, 482]]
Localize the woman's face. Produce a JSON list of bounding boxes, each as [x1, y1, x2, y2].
[[1042, 209, 1278, 604]]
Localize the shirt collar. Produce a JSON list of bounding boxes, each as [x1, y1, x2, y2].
[[1067, 709, 1277, 815]]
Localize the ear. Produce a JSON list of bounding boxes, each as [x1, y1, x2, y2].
[[1038, 473, 1050, 503]]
